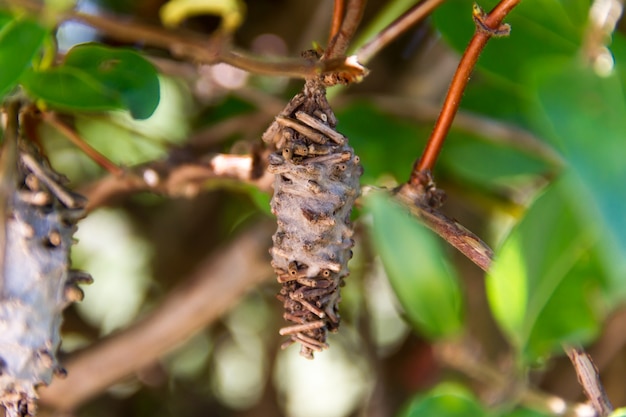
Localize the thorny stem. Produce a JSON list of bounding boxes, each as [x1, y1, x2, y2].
[[564, 344, 614, 416], [40, 112, 124, 177], [356, 0, 447, 65], [412, 0, 521, 180], [323, 0, 367, 59]]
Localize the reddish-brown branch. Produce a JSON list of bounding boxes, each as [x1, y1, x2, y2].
[[329, 0, 346, 46], [412, 0, 520, 181], [323, 0, 367, 59], [40, 112, 124, 177], [355, 0, 446, 65]]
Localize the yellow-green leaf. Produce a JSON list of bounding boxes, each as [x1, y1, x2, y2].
[[160, 0, 245, 32]]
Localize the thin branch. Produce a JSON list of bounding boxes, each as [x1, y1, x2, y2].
[[40, 112, 124, 177], [413, 0, 520, 177], [10, 0, 366, 80], [79, 150, 273, 212], [39, 222, 274, 411], [323, 0, 367, 59], [437, 341, 596, 417], [329, 0, 347, 46], [355, 0, 446, 65], [564, 344, 613, 417], [393, 182, 494, 272]]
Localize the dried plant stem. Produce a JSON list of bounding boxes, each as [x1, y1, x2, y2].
[[413, 0, 520, 176], [38, 223, 274, 411], [393, 184, 493, 271], [324, 0, 367, 59], [564, 344, 613, 417], [41, 112, 124, 177], [355, 0, 446, 65]]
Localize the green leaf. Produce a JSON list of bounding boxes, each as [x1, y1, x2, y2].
[[499, 407, 554, 417], [0, 16, 47, 97], [160, 0, 245, 31], [63, 44, 160, 119], [21, 44, 160, 119], [20, 66, 125, 112], [530, 59, 626, 296], [609, 408, 626, 417], [440, 130, 552, 189], [367, 193, 463, 339], [397, 383, 486, 417], [337, 102, 428, 183], [486, 179, 606, 362], [432, 0, 589, 85]]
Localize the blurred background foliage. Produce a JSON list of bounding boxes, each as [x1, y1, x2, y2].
[[1, 0, 626, 416]]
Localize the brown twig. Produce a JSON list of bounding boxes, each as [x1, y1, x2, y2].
[[355, 0, 446, 65], [393, 183, 494, 272], [564, 344, 613, 417], [39, 222, 274, 411], [79, 151, 273, 211], [329, 0, 347, 45], [437, 341, 595, 417], [413, 0, 520, 178], [323, 0, 367, 59], [9, 0, 366, 80], [40, 112, 124, 177]]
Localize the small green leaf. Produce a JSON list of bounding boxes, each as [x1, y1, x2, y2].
[[63, 44, 160, 119], [0, 17, 47, 97], [398, 383, 487, 417], [367, 193, 463, 339], [486, 179, 606, 362], [20, 66, 125, 112]]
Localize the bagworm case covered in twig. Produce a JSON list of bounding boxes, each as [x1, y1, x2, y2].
[[0, 141, 90, 417], [263, 78, 362, 359]]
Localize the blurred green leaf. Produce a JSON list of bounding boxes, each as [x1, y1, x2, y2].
[[609, 408, 626, 417], [21, 44, 160, 119], [367, 193, 463, 339], [21, 66, 125, 112], [441, 130, 552, 189], [530, 59, 626, 296], [160, 0, 245, 31], [337, 102, 427, 183], [0, 16, 47, 97], [486, 179, 606, 361], [398, 383, 486, 417], [500, 408, 554, 417], [63, 44, 160, 119], [432, 0, 589, 84]]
